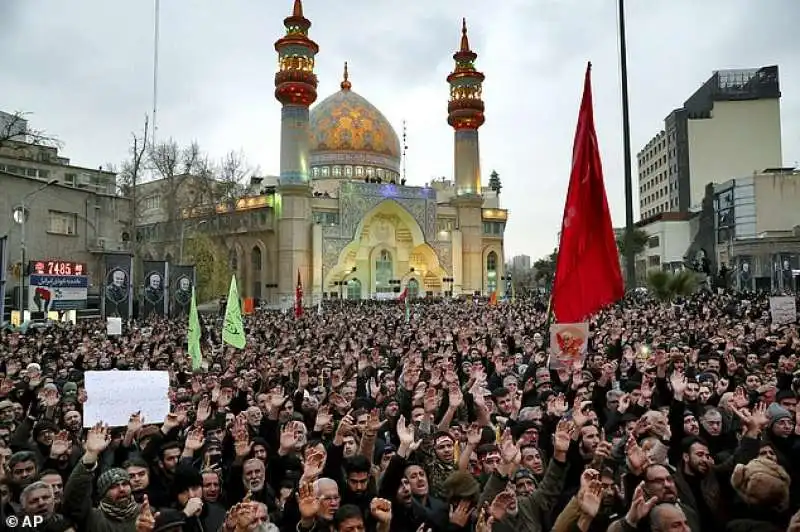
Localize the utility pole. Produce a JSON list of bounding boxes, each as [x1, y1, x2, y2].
[[618, 0, 637, 288]]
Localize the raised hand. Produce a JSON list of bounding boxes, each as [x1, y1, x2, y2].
[[366, 408, 384, 433], [670, 371, 687, 400], [449, 500, 472, 527], [370, 497, 392, 524], [448, 384, 464, 409], [135, 495, 156, 532], [553, 418, 574, 454], [625, 482, 658, 526], [50, 431, 72, 459], [302, 448, 326, 481], [624, 434, 649, 476], [489, 490, 515, 521], [84, 423, 110, 461], [196, 398, 212, 423], [184, 429, 205, 453], [396, 415, 415, 446], [297, 482, 319, 520], [578, 478, 604, 518], [466, 423, 483, 447], [279, 422, 298, 454], [127, 412, 144, 435], [314, 406, 333, 432]]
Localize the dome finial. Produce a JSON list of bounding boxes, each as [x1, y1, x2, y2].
[[292, 0, 303, 18], [341, 61, 352, 91], [460, 17, 471, 52]]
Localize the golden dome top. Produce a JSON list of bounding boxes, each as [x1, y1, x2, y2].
[[309, 67, 401, 172]]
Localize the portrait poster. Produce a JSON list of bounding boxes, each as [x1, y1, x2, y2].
[[736, 255, 753, 292], [102, 254, 132, 319], [170, 265, 195, 318], [141, 260, 168, 318], [549, 322, 590, 371]]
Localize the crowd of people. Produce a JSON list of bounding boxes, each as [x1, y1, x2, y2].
[[0, 290, 799, 532]]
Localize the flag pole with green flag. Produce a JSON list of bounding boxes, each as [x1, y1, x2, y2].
[[187, 286, 202, 370], [222, 275, 246, 349]]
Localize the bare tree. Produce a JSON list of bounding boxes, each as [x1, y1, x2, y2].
[[117, 116, 150, 199], [0, 111, 60, 150], [215, 149, 252, 203]]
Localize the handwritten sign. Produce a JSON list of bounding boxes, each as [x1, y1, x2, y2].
[[770, 296, 797, 325], [106, 317, 122, 336], [83, 371, 170, 427]]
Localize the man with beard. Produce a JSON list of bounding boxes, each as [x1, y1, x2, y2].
[[674, 400, 766, 532], [340, 456, 375, 517], [61, 424, 140, 529]]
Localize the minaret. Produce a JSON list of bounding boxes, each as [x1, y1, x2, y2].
[[447, 18, 485, 295], [274, 0, 318, 302]]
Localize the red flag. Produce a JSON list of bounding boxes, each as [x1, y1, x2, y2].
[[398, 286, 407, 303], [294, 270, 304, 318], [552, 63, 623, 323]]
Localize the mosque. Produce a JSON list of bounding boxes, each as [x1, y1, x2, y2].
[[193, 0, 507, 304]]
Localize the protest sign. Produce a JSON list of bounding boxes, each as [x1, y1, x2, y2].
[[83, 370, 170, 427], [549, 322, 589, 371], [770, 296, 797, 325]]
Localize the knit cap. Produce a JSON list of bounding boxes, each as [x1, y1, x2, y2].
[[731, 457, 791, 511], [766, 403, 792, 428], [97, 468, 131, 497], [442, 470, 480, 502]]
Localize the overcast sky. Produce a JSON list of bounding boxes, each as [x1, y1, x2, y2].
[[2, 0, 798, 260]]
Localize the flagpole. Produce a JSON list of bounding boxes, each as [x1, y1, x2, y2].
[[152, 0, 160, 146], [618, 0, 636, 289]]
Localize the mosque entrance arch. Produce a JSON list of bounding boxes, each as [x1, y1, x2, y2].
[[323, 200, 447, 299]]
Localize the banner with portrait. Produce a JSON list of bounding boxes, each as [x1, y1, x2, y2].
[[141, 261, 169, 318], [775, 253, 798, 293], [736, 255, 753, 292], [170, 264, 195, 318], [102, 254, 133, 319]]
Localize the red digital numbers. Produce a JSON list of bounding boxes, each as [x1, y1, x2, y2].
[[30, 260, 87, 276]]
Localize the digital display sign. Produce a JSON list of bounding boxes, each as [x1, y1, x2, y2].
[[29, 260, 87, 276]]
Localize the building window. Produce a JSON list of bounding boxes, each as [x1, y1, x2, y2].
[[375, 250, 393, 294], [48, 210, 77, 235], [333, 166, 342, 177], [143, 195, 161, 210], [366, 167, 374, 177], [344, 166, 353, 177], [312, 167, 319, 177], [321, 167, 330, 177], [648, 236, 660, 248], [648, 255, 661, 268], [355, 166, 363, 176], [487, 251, 498, 294], [65, 173, 76, 185], [347, 278, 362, 300]]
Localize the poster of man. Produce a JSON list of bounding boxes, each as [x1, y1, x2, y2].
[[104, 268, 129, 317], [173, 276, 192, 311], [141, 271, 166, 317]]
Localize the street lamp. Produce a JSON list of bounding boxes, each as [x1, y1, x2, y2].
[[13, 179, 59, 311]]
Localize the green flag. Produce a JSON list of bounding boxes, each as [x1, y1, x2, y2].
[[187, 286, 202, 370], [404, 296, 410, 324], [222, 275, 246, 349]]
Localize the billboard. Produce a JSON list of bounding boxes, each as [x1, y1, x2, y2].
[[141, 260, 169, 318], [103, 254, 133, 319], [28, 274, 88, 312], [170, 265, 195, 318]]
